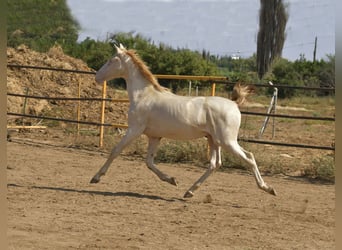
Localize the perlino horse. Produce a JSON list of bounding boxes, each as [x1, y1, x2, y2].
[[91, 44, 276, 198]]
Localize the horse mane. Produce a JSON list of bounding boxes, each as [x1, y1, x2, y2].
[[125, 49, 165, 92]]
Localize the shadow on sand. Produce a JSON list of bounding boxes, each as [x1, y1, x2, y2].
[[8, 183, 185, 202]]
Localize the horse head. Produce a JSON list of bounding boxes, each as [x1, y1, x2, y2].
[[95, 43, 128, 83]]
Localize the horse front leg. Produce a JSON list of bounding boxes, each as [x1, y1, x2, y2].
[[90, 126, 143, 184], [146, 137, 178, 186]]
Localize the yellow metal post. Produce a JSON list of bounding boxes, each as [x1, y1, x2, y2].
[[99, 81, 107, 148], [211, 82, 216, 96]]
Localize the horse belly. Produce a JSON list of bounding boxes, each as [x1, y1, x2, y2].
[[144, 121, 206, 140], [143, 97, 208, 139]]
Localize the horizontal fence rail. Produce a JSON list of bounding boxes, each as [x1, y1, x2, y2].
[[7, 64, 96, 75], [7, 92, 130, 102], [241, 111, 335, 121], [238, 138, 335, 151], [7, 92, 334, 122], [7, 112, 128, 128], [213, 80, 335, 91], [7, 64, 335, 92], [7, 64, 335, 151], [7, 111, 335, 151]]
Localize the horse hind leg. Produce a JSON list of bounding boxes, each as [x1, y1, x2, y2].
[[184, 136, 219, 198], [146, 137, 178, 186], [224, 141, 276, 196]]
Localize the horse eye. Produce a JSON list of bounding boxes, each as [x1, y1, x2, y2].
[[110, 56, 119, 63]]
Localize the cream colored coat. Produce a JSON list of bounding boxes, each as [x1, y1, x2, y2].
[[91, 44, 276, 198]]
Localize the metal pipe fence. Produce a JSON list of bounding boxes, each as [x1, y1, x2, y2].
[[7, 64, 335, 151], [7, 64, 335, 92]]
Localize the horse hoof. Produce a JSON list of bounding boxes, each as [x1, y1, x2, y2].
[[170, 177, 178, 186], [270, 188, 277, 196], [268, 186, 277, 196], [184, 191, 194, 198], [90, 177, 100, 184]]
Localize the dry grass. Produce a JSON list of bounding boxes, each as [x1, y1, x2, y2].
[[11, 94, 334, 183]]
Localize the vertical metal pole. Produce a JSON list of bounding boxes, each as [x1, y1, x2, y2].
[[259, 82, 277, 138], [77, 80, 81, 137], [188, 81, 192, 96], [272, 87, 278, 139], [99, 81, 107, 148], [211, 82, 216, 96], [22, 87, 29, 125], [259, 96, 273, 137]]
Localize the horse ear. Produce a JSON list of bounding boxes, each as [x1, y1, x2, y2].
[[114, 44, 122, 53], [119, 43, 126, 50]]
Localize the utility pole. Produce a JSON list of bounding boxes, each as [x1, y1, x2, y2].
[[313, 36, 317, 62]]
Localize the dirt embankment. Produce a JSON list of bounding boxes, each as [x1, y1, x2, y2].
[[7, 45, 129, 126]]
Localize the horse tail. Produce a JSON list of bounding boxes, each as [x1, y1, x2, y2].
[[231, 83, 255, 106]]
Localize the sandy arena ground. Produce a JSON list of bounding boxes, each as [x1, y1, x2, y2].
[[7, 138, 334, 249]]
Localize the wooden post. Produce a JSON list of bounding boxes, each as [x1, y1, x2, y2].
[[7, 125, 47, 129], [99, 81, 107, 148]]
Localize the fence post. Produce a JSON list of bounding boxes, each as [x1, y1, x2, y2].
[[272, 87, 278, 138], [188, 81, 192, 96], [22, 87, 29, 125], [259, 81, 278, 138], [99, 81, 107, 147], [211, 82, 216, 96], [77, 80, 81, 137]]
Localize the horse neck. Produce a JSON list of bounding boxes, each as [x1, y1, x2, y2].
[[124, 63, 155, 103]]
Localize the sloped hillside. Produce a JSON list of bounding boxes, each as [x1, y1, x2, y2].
[[7, 45, 128, 127]]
